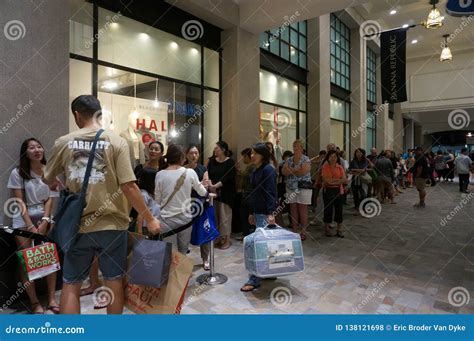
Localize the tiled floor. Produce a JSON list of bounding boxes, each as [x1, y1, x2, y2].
[[3, 180, 474, 314]]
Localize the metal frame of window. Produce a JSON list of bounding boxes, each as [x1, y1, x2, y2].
[[367, 47, 377, 104], [260, 21, 307, 69], [330, 14, 351, 91], [366, 109, 376, 150], [330, 96, 351, 153]]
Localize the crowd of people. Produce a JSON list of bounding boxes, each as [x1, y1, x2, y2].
[[6, 95, 474, 313]]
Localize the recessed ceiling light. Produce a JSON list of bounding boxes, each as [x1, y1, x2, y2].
[[190, 48, 199, 55], [139, 33, 149, 40], [402, 24, 409, 28], [390, 9, 397, 15], [170, 41, 178, 49], [101, 81, 118, 90], [411, 39, 418, 44]]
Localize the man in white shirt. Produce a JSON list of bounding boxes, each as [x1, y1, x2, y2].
[[454, 148, 473, 193]]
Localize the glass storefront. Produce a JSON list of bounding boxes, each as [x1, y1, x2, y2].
[[259, 69, 307, 159], [330, 97, 350, 153], [68, 0, 220, 162]]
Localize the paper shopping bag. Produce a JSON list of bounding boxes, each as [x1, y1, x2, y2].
[[125, 251, 193, 314], [17, 242, 61, 281]]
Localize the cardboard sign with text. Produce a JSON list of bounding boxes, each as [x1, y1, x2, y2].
[[125, 250, 193, 314], [16, 242, 61, 281]]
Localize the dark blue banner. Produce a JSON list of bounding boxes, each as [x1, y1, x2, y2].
[[380, 28, 408, 104], [446, 0, 474, 16]]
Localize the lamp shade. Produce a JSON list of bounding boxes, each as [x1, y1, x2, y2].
[[440, 46, 453, 61], [425, 7, 444, 29]]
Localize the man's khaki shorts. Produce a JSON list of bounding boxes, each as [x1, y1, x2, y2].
[[415, 177, 427, 191]]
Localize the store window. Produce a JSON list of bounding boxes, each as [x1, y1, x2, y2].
[[367, 47, 377, 104], [330, 97, 350, 153], [330, 14, 350, 90], [260, 20, 307, 69], [259, 70, 307, 157], [68, 0, 220, 163]]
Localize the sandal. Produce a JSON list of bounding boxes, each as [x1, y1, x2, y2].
[[47, 305, 60, 314], [336, 231, 344, 238], [80, 285, 99, 297], [299, 233, 307, 241], [31, 302, 44, 314], [240, 284, 260, 292]]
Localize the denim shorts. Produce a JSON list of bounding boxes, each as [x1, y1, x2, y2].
[[63, 230, 128, 284]]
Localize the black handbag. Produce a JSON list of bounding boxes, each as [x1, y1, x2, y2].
[[49, 129, 104, 254], [297, 180, 313, 189]]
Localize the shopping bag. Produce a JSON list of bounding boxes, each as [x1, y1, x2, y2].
[[190, 203, 220, 246], [128, 238, 172, 288], [16, 242, 61, 281], [125, 251, 193, 314]]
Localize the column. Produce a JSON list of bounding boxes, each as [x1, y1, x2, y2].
[[405, 119, 415, 150], [307, 15, 331, 157], [221, 27, 260, 158], [414, 124, 423, 147], [349, 28, 366, 152], [392, 103, 404, 153]]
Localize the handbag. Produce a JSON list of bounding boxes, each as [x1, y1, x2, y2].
[[128, 238, 172, 288], [297, 180, 313, 189], [190, 201, 220, 246], [359, 172, 372, 184], [49, 129, 104, 254]]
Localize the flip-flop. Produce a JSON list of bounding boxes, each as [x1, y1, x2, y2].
[[240, 284, 260, 292], [80, 287, 97, 297], [47, 305, 60, 314], [31, 302, 44, 314]]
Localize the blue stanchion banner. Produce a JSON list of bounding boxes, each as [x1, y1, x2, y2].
[[0, 315, 473, 340]]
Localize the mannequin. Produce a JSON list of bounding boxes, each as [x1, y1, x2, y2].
[[120, 110, 145, 168], [267, 127, 283, 163]]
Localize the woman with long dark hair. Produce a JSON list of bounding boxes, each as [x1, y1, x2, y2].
[[7, 138, 60, 314], [240, 143, 277, 292], [184, 144, 211, 269], [155, 144, 215, 254], [206, 141, 236, 250], [134, 141, 165, 177]]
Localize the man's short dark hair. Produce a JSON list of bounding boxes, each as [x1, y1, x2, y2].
[[241, 148, 252, 158], [461, 147, 468, 153], [415, 146, 423, 152], [71, 95, 102, 117]]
